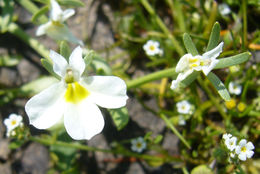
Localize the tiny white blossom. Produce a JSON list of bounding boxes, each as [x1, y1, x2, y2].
[[131, 137, 146, 153], [176, 100, 192, 114], [178, 115, 186, 126], [235, 139, 254, 161], [4, 113, 23, 132], [230, 152, 235, 158], [223, 133, 232, 140], [225, 136, 237, 151], [218, 3, 231, 16], [171, 42, 223, 90], [25, 46, 128, 140], [36, 0, 82, 45], [228, 82, 242, 95], [143, 40, 163, 56]]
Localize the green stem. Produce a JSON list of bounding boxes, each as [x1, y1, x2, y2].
[[140, 0, 184, 56], [7, 23, 50, 59], [242, 0, 248, 49], [30, 136, 165, 162], [197, 76, 228, 120], [159, 113, 191, 149], [126, 68, 176, 89], [203, 1, 217, 37]]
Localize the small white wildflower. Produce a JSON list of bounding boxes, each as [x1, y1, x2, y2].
[[223, 133, 232, 140], [171, 42, 223, 90], [228, 82, 242, 95], [235, 139, 254, 161], [4, 113, 23, 132], [143, 40, 163, 56], [225, 136, 237, 151], [176, 100, 192, 114], [230, 152, 235, 158], [36, 0, 82, 45], [178, 115, 186, 126], [218, 3, 231, 16], [131, 137, 146, 153]]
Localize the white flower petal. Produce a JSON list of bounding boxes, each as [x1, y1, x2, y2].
[[235, 146, 241, 154], [36, 23, 51, 36], [202, 59, 219, 75], [246, 142, 255, 150], [25, 82, 66, 129], [238, 153, 247, 161], [170, 80, 179, 90], [239, 139, 247, 146], [49, 50, 68, 77], [83, 76, 128, 109], [50, 0, 63, 21], [62, 9, 75, 21], [176, 54, 191, 73], [64, 99, 104, 140], [246, 151, 254, 158], [202, 42, 224, 60], [69, 46, 85, 76]]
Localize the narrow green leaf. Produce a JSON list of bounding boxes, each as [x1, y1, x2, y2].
[[179, 71, 200, 88], [83, 49, 95, 67], [31, 5, 49, 23], [183, 33, 198, 56], [214, 52, 251, 69], [59, 41, 71, 61], [109, 107, 129, 131], [207, 72, 230, 101], [0, 0, 14, 33], [206, 22, 220, 52], [41, 59, 61, 80], [58, 0, 85, 7], [0, 55, 21, 66]]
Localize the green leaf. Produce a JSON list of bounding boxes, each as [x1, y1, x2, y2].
[[83, 49, 95, 67], [207, 72, 230, 101], [90, 56, 112, 75], [214, 52, 251, 69], [0, 0, 14, 33], [41, 59, 61, 80], [191, 165, 214, 174], [21, 76, 58, 95], [206, 22, 220, 52], [179, 71, 200, 88], [109, 107, 129, 131], [183, 33, 199, 56], [154, 135, 163, 144], [31, 5, 49, 23], [58, 0, 85, 7], [0, 55, 21, 66], [59, 41, 71, 61]]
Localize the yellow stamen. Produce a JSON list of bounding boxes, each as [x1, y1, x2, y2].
[[51, 21, 64, 27], [225, 99, 236, 110], [65, 82, 90, 104], [11, 120, 17, 125], [149, 45, 155, 51], [241, 146, 247, 152], [237, 102, 246, 112], [189, 58, 198, 63]]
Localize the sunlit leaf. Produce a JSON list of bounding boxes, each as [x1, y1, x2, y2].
[[0, 55, 21, 66], [207, 72, 230, 101], [191, 165, 214, 174], [58, 0, 85, 7], [206, 22, 220, 52], [83, 49, 95, 67], [183, 33, 198, 56], [41, 59, 61, 80], [0, 0, 14, 33], [31, 5, 49, 23], [59, 41, 71, 61], [214, 52, 251, 69], [109, 107, 129, 131]]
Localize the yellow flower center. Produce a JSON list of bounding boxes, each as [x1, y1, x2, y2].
[[241, 146, 247, 152], [136, 142, 142, 148], [225, 99, 236, 110], [11, 120, 17, 125], [189, 57, 199, 68], [149, 45, 155, 51], [64, 82, 90, 104], [237, 102, 246, 112], [51, 21, 64, 27]]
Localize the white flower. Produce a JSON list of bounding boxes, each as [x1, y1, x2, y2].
[[218, 3, 231, 16], [235, 139, 254, 161], [143, 40, 163, 56], [225, 136, 237, 151], [222, 133, 232, 140], [4, 113, 23, 132], [36, 0, 83, 45], [228, 82, 242, 95], [25, 46, 128, 140], [171, 42, 223, 90], [176, 100, 192, 114], [178, 115, 186, 126], [230, 152, 235, 158], [131, 137, 146, 153]]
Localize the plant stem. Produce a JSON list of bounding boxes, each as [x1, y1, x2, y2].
[[140, 0, 184, 56], [159, 113, 191, 149], [126, 68, 176, 89], [7, 23, 50, 60], [242, 0, 248, 50]]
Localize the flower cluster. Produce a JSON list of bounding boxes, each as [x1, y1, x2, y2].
[[176, 100, 193, 125], [223, 133, 254, 161], [143, 40, 163, 56], [25, 46, 128, 140], [171, 42, 223, 90], [4, 113, 23, 137], [36, 0, 83, 45], [131, 137, 147, 153]]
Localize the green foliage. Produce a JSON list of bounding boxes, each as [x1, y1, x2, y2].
[[191, 165, 213, 174], [0, 0, 14, 33], [109, 107, 129, 131], [31, 5, 49, 24], [0, 55, 21, 66], [59, 41, 71, 61]]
